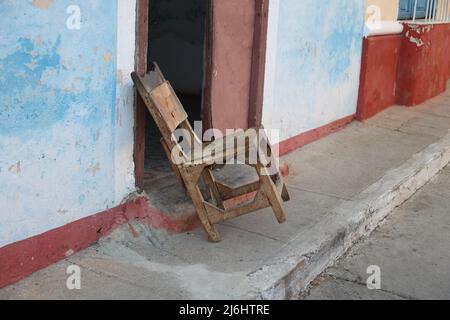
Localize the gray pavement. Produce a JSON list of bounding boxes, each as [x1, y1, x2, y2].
[[305, 165, 450, 300], [1, 87, 450, 300]]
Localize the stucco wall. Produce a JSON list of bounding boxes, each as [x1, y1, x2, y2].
[[263, 0, 365, 143], [366, 0, 399, 21], [0, 0, 136, 248]]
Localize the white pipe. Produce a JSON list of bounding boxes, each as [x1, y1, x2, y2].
[[365, 21, 404, 37]]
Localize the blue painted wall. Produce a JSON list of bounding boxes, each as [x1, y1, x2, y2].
[[0, 1, 134, 247], [263, 0, 365, 142]]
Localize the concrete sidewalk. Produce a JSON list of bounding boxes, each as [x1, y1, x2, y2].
[[1, 88, 450, 300], [305, 165, 450, 300]]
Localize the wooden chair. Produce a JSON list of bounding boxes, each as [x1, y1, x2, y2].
[[132, 63, 290, 242]]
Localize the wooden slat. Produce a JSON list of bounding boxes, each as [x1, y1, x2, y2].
[[258, 165, 287, 224], [261, 127, 290, 203], [140, 68, 165, 92], [180, 165, 221, 242], [150, 82, 188, 133], [216, 180, 260, 201], [132, 73, 173, 140], [205, 191, 270, 224], [192, 134, 258, 166]]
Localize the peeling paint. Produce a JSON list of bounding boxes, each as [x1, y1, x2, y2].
[[35, 35, 42, 46], [404, 24, 433, 48], [87, 162, 101, 177], [32, 0, 53, 9], [103, 52, 113, 63], [407, 35, 424, 47], [57, 209, 68, 215], [8, 161, 21, 175]]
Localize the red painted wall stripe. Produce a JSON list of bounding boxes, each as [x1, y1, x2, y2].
[[0, 197, 200, 289], [276, 115, 355, 156]]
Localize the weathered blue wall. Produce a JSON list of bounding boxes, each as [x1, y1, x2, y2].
[[263, 0, 365, 142], [0, 1, 135, 247]]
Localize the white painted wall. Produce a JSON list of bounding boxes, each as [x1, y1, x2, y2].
[[262, 0, 281, 138], [262, 0, 365, 144], [115, 0, 137, 204]]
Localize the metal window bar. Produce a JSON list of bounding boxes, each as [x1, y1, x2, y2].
[[412, 0, 450, 23]]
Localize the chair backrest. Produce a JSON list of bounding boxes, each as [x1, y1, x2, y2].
[[149, 81, 188, 134], [132, 62, 187, 133], [131, 62, 201, 163]]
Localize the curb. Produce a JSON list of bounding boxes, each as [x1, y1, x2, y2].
[[248, 132, 450, 299]]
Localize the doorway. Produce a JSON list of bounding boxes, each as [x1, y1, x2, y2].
[[144, 0, 207, 182], [134, 0, 270, 191]]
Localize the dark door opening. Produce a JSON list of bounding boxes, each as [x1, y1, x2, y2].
[[144, 0, 207, 182]]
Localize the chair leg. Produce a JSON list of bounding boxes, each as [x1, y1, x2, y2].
[[257, 134, 290, 219], [181, 166, 221, 242], [257, 165, 287, 224]]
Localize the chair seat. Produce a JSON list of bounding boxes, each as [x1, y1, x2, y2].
[[182, 129, 260, 167]]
